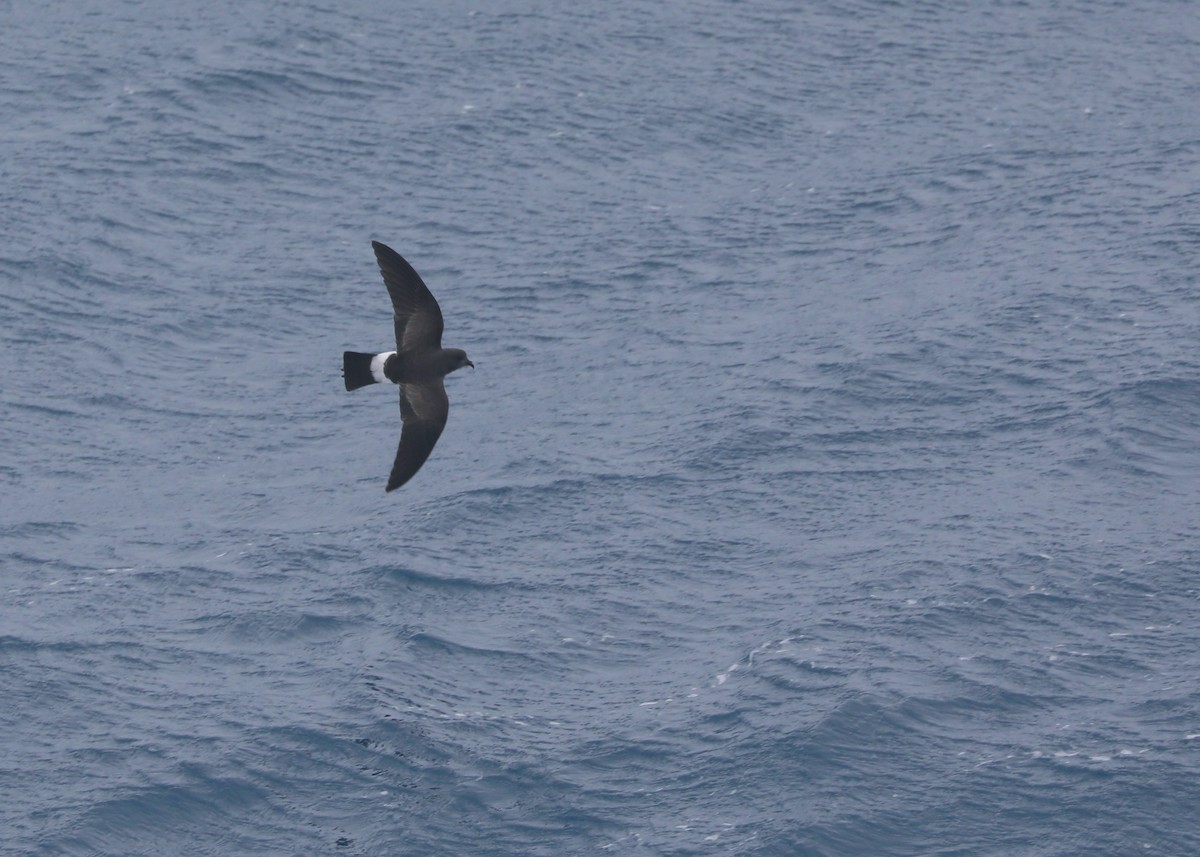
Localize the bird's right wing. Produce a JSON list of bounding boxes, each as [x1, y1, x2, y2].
[[386, 380, 450, 492]]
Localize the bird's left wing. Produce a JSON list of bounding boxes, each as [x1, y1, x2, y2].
[[372, 241, 445, 352]]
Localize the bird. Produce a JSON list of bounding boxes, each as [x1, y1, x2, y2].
[[343, 241, 473, 491]]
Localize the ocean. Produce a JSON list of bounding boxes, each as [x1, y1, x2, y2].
[[3, 1, 1199, 854]]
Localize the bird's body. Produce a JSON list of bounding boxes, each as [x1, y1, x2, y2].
[[343, 241, 473, 492], [360, 348, 472, 386]]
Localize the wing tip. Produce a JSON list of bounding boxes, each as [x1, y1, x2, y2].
[[372, 240, 400, 264]]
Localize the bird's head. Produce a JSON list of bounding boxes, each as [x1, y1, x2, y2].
[[444, 348, 474, 374]]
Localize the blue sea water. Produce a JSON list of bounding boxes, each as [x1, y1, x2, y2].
[[3, 0, 1200, 854]]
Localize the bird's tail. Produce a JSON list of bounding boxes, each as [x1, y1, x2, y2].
[[343, 351, 379, 391]]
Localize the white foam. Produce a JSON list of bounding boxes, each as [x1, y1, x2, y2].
[[370, 351, 395, 384]]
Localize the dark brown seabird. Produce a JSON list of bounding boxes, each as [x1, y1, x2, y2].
[[343, 241, 473, 491]]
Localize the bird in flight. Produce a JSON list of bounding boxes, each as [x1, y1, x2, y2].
[[343, 241, 473, 491]]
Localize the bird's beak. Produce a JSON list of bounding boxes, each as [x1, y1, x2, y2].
[[467, 360, 475, 369]]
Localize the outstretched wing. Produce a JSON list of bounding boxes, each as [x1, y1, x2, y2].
[[385, 380, 450, 492], [372, 241, 444, 351]]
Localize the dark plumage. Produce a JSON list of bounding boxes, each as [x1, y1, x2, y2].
[[343, 241, 473, 491]]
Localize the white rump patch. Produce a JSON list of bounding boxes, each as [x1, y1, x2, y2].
[[370, 351, 395, 384]]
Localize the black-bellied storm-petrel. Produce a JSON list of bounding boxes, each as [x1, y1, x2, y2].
[[343, 241, 473, 492]]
